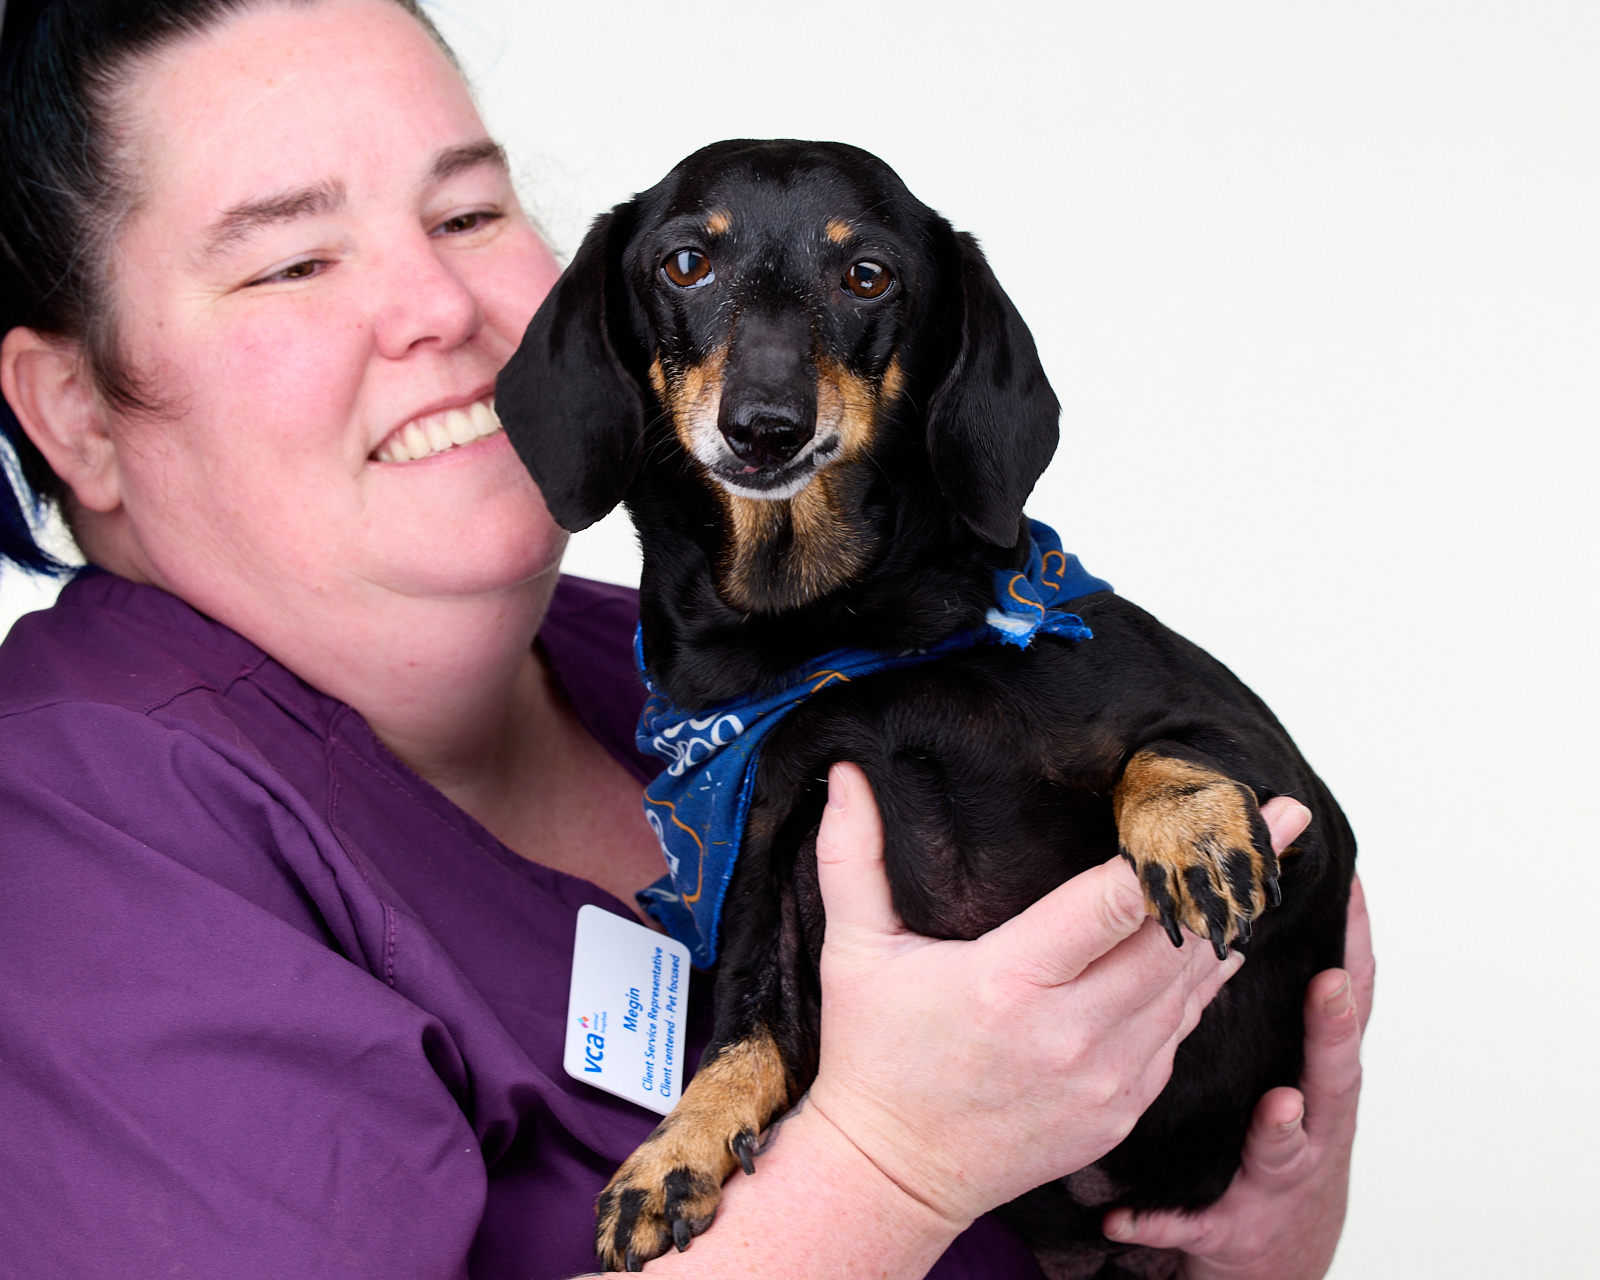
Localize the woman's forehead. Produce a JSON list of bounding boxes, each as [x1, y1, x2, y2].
[[122, 0, 485, 227]]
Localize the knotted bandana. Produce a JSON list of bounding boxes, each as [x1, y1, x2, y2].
[[635, 519, 1112, 967]]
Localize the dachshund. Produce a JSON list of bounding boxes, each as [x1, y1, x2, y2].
[[496, 139, 1355, 1280]]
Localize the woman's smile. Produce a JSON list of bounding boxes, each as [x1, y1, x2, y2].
[[371, 395, 503, 463]]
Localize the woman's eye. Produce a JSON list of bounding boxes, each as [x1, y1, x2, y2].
[[249, 258, 326, 286], [661, 248, 713, 289], [434, 210, 501, 237], [842, 260, 893, 299]]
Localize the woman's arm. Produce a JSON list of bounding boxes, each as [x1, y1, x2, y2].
[[634, 763, 1249, 1277]]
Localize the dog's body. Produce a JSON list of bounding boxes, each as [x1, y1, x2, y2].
[[497, 139, 1355, 1279]]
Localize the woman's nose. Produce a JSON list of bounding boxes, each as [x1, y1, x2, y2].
[[370, 232, 484, 359]]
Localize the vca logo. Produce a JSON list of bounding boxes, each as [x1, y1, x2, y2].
[[577, 1013, 605, 1074]]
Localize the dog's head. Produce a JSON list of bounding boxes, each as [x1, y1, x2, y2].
[[498, 139, 1059, 615]]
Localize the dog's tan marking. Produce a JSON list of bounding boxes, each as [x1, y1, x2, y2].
[[879, 353, 906, 404], [719, 477, 874, 611], [705, 207, 732, 236], [596, 1029, 792, 1270], [653, 346, 728, 461], [820, 354, 903, 460], [824, 217, 854, 245], [1112, 751, 1277, 951]]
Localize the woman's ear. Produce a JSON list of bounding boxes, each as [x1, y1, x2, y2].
[[0, 328, 122, 514], [924, 228, 1060, 548], [496, 205, 645, 533]]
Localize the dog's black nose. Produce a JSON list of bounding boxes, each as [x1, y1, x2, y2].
[[718, 310, 818, 473], [721, 401, 815, 469]]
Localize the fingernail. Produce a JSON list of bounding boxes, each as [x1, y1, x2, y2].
[[826, 764, 847, 811], [1322, 973, 1353, 1017], [1104, 1211, 1135, 1241], [1277, 1103, 1305, 1133]]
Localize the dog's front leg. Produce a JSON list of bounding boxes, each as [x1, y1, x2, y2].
[[1112, 742, 1282, 960], [595, 824, 822, 1271], [595, 1025, 795, 1270]]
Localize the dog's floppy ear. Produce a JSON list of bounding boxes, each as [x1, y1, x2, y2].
[[496, 206, 644, 532], [925, 229, 1061, 547]]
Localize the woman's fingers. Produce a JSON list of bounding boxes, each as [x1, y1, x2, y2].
[[1102, 1202, 1211, 1253], [989, 857, 1153, 988], [1295, 876, 1371, 1144], [1296, 968, 1362, 1140], [1138, 946, 1247, 1098], [1260, 795, 1312, 854], [1240, 1086, 1311, 1176], [1344, 874, 1375, 1031], [814, 762, 902, 946]]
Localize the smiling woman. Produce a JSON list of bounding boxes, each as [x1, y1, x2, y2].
[[0, 2, 1367, 1278]]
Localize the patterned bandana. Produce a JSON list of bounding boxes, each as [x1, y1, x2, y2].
[[634, 519, 1112, 967]]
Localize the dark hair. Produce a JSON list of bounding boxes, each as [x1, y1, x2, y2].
[[0, 0, 456, 573]]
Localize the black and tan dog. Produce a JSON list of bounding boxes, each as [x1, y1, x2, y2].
[[496, 139, 1355, 1279]]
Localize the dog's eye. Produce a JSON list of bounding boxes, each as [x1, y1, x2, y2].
[[662, 249, 714, 289], [842, 260, 893, 299]]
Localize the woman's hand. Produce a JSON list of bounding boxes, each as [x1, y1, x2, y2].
[[1102, 816, 1374, 1280], [805, 762, 1248, 1229]]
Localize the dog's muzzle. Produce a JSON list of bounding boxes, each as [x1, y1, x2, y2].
[[711, 311, 825, 494]]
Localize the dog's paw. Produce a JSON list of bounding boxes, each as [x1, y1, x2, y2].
[[1111, 749, 1280, 960], [595, 1032, 792, 1271], [597, 1142, 723, 1272]]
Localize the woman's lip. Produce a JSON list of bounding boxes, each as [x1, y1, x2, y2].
[[371, 395, 502, 463], [397, 385, 498, 429]]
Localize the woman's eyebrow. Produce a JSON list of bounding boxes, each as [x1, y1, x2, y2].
[[202, 180, 347, 257], [430, 139, 509, 184]]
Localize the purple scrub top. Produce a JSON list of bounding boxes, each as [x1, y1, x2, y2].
[[0, 570, 1044, 1279]]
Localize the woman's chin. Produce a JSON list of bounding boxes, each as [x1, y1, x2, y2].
[[366, 517, 568, 603], [356, 444, 572, 600]]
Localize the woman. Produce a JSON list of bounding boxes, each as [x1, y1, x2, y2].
[[0, 0, 1371, 1276]]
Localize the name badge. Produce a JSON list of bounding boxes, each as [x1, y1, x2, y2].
[[564, 904, 691, 1115]]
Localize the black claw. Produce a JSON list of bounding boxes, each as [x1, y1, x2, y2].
[[673, 1218, 692, 1252], [1265, 875, 1282, 908], [625, 1250, 642, 1273], [1235, 914, 1252, 944], [1160, 909, 1184, 949], [1209, 925, 1229, 962], [732, 1131, 758, 1177]]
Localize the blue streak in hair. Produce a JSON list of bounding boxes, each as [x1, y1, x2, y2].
[[0, 393, 69, 575]]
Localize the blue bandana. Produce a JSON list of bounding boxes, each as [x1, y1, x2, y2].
[[634, 520, 1112, 967]]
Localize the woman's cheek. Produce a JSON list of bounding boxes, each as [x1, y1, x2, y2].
[[475, 227, 563, 355], [210, 304, 369, 450]]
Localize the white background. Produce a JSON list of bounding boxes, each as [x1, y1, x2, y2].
[[3, 2, 1595, 1274]]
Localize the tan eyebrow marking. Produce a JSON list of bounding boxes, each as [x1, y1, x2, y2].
[[202, 181, 345, 257], [824, 218, 853, 245], [706, 208, 732, 236], [430, 138, 509, 184]]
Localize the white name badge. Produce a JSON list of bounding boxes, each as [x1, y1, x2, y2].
[[564, 905, 692, 1115]]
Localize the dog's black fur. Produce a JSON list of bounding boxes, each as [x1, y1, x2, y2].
[[497, 139, 1355, 1279]]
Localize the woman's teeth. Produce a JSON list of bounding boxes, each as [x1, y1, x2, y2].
[[374, 399, 501, 462]]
